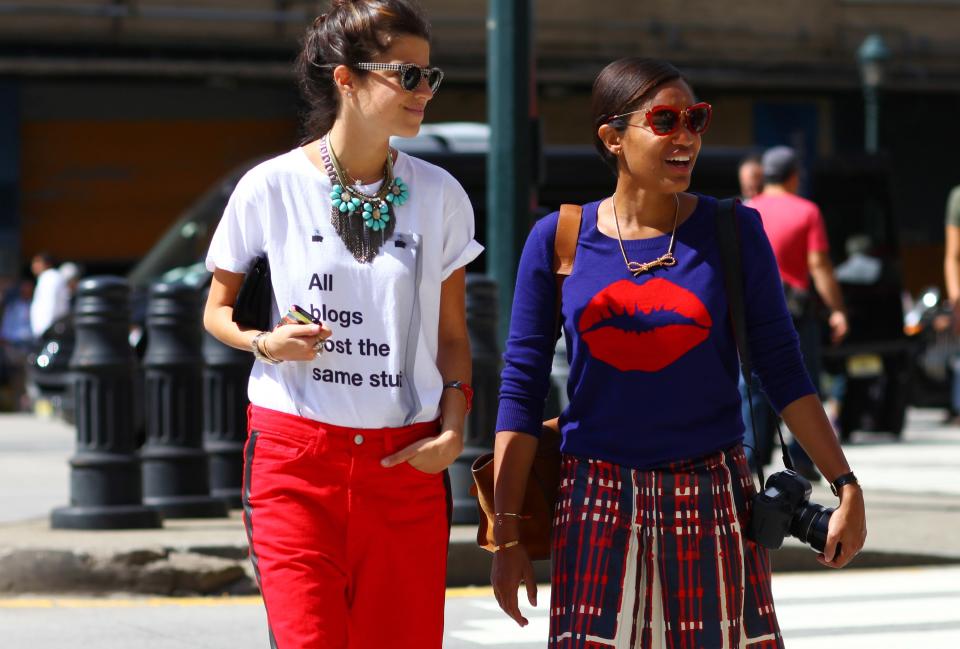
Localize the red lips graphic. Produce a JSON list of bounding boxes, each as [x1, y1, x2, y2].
[[578, 278, 712, 372]]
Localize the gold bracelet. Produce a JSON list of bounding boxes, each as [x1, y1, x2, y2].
[[258, 333, 283, 364], [493, 540, 520, 552], [494, 512, 530, 519], [251, 332, 281, 365]]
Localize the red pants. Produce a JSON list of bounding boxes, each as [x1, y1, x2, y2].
[[243, 405, 451, 649]]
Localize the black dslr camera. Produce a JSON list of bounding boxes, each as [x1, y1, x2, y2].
[[749, 469, 834, 552]]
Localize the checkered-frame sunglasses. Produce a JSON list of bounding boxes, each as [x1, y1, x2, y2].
[[355, 62, 444, 93]]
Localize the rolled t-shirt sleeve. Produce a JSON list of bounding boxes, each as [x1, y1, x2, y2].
[[440, 180, 483, 280], [205, 173, 266, 274], [738, 204, 817, 411]]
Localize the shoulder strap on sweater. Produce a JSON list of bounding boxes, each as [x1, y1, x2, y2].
[[715, 198, 750, 377], [554, 205, 582, 277], [717, 197, 794, 479], [553, 204, 583, 337]]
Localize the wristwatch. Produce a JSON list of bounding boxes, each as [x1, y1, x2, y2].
[[251, 331, 281, 365], [443, 380, 474, 413], [830, 471, 859, 497]]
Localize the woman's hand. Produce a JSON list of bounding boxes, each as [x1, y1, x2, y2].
[[818, 484, 867, 568], [380, 427, 464, 474], [262, 323, 332, 362], [491, 543, 538, 627]]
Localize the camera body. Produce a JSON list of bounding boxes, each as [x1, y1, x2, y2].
[[749, 469, 834, 552]]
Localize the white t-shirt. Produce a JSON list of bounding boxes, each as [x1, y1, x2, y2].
[[206, 147, 483, 428], [30, 268, 70, 338]]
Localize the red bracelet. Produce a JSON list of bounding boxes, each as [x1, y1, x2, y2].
[[442, 380, 474, 413]]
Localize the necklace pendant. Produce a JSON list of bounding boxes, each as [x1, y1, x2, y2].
[[627, 252, 676, 277], [320, 135, 405, 264], [626, 261, 648, 277]]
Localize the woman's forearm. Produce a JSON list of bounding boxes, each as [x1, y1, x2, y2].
[[436, 267, 472, 432], [780, 394, 851, 481], [204, 302, 261, 352], [492, 431, 538, 544], [437, 335, 471, 432], [203, 269, 262, 352]]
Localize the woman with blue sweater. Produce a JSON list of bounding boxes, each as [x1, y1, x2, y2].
[[490, 58, 867, 648]]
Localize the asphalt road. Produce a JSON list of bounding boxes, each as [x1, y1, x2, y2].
[[1, 566, 958, 648], [0, 414, 73, 524]]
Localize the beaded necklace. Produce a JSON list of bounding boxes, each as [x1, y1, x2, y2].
[[319, 134, 410, 263]]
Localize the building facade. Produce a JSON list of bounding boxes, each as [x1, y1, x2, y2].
[[2, 0, 958, 289]]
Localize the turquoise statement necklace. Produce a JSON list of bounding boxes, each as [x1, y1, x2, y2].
[[319, 134, 410, 263]]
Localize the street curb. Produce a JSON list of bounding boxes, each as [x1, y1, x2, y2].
[[0, 547, 253, 596], [2, 532, 958, 596]]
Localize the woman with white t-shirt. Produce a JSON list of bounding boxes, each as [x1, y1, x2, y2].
[[203, 2, 481, 647]]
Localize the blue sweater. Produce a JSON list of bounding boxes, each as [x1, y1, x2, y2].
[[495, 195, 816, 470]]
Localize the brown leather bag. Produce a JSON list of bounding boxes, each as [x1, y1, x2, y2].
[[469, 204, 583, 560]]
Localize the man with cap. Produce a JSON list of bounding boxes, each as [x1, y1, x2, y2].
[[741, 146, 848, 479]]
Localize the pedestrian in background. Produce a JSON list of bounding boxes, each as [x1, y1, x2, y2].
[[0, 277, 34, 411], [743, 146, 849, 478], [491, 58, 865, 649], [738, 152, 764, 200], [941, 184, 960, 418], [58, 262, 81, 302], [203, 1, 480, 647], [29, 252, 70, 340]]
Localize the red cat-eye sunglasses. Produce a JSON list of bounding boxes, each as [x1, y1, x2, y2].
[[608, 102, 712, 136]]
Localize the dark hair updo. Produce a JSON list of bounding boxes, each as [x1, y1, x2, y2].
[[591, 58, 687, 174], [295, 0, 431, 140]]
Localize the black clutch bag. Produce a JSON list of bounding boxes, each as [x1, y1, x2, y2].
[[232, 255, 272, 331]]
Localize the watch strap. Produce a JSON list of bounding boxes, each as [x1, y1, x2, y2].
[[443, 380, 473, 413], [830, 471, 859, 497]]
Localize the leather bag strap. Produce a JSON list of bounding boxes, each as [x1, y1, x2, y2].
[[553, 204, 583, 337]]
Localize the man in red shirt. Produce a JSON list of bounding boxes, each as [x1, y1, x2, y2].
[[741, 146, 848, 478]]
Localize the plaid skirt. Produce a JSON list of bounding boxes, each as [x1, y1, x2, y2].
[[549, 445, 784, 649]]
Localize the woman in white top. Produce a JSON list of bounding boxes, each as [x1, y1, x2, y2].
[[203, 2, 482, 647]]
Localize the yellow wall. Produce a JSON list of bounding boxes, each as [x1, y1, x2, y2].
[[20, 119, 297, 263]]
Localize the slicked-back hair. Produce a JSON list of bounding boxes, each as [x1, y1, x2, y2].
[[591, 58, 686, 175]]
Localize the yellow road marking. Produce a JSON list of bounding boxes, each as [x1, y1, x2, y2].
[[0, 596, 263, 609], [0, 587, 503, 609]]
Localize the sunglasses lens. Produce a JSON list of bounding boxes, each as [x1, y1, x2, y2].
[[649, 109, 679, 135], [426, 69, 443, 93], [688, 106, 710, 133], [400, 66, 421, 91]]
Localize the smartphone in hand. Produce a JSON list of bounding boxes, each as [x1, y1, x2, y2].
[[279, 304, 322, 327]]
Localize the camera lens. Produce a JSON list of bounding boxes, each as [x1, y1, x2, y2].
[[789, 502, 834, 552]]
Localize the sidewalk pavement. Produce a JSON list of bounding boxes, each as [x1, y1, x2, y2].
[[1, 409, 959, 595]]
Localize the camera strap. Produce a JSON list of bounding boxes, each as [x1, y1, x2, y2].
[[715, 198, 795, 489]]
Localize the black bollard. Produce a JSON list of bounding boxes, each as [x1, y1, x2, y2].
[[202, 320, 253, 509], [51, 276, 162, 530], [141, 282, 228, 518], [449, 274, 502, 524]]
